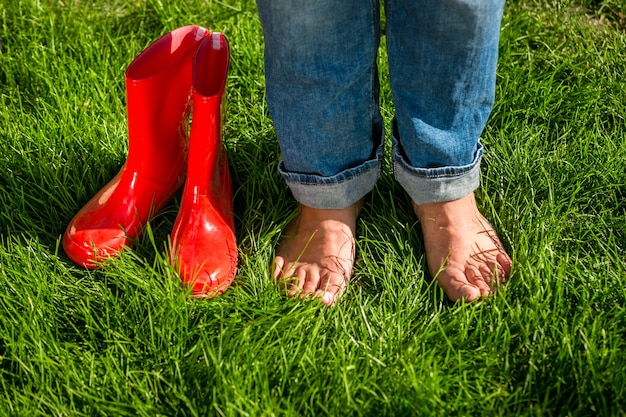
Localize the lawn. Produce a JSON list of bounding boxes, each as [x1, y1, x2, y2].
[[0, 0, 625, 416]]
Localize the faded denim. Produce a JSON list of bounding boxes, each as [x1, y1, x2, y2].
[[257, 0, 505, 208]]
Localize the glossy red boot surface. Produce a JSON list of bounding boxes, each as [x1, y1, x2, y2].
[[170, 33, 237, 297], [63, 26, 210, 268]]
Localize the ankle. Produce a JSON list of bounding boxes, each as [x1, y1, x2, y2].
[[299, 200, 362, 222], [412, 193, 477, 222]]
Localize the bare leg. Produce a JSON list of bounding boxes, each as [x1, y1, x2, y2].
[[413, 193, 512, 302], [273, 202, 361, 306]]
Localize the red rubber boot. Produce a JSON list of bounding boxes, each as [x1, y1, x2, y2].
[[63, 26, 210, 268], [169, 33, 237, 297]]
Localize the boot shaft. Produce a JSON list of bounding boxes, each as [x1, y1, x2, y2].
[[187, 32, 231, 197], [124, 26, 210, 180]]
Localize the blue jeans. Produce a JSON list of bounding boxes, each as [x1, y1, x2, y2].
[[257, 0, 504, 208]]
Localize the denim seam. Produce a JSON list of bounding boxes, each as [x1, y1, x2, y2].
[[284, 160, 381, 186], [393, 160, 480, 179], [385, 0, 392, 67], [369, 0, 379, 130]]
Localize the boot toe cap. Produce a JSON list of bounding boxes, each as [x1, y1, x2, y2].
[[62, 227, 130, 268], [173, 245, 237, 298]]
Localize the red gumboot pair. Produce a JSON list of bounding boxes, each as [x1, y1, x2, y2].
[[62, 26, 237, 297]]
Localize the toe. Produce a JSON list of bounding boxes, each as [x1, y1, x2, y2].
[[286, 267, 308, 296], [465, 265, 492, 297], [437, 268, 481, 302], [300, 268, 322, 296], [318, 273, 347, 306], [457, 284, 481, 302], [321, 291, 338, 307], [496, 253, 512, 280], [273, 256, 286, 279]]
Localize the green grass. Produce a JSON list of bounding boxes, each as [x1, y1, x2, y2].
[[1, 0, 625, 415]]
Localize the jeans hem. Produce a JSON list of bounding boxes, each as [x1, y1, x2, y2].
[[279, 148, 383, 209], [393, 145, 483, 205]]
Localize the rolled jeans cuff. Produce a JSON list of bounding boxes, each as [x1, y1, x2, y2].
[[393, 140, 483, 205], [279, 145, 383, 210]]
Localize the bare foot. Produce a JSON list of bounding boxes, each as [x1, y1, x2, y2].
[[413, 193, 512, 302], [273, 202, 361, 306]]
